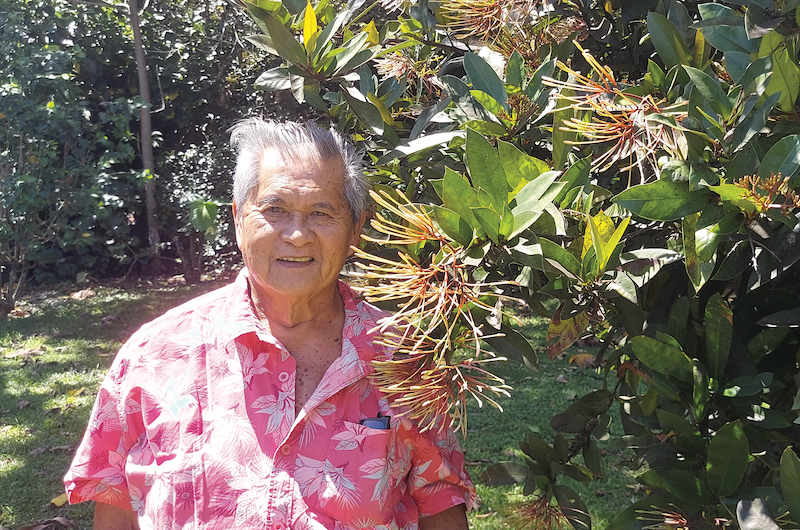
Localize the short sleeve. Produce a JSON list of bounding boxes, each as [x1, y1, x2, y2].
[[64, 353, 140, 510], [401, 415, 477, 518]]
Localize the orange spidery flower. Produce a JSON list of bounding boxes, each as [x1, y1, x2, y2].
[[505, 494, 573, 529], [352, 189, 515, 432], [543, 41, 687, 172]]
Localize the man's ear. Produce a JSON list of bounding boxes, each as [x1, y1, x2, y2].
[[350, 210, 368, 248], [232, 201, 243, 250]]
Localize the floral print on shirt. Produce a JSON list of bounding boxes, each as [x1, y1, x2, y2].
[[64, 270, 475, 530]]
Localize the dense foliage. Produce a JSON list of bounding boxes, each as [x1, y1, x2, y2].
[[239, 0, 800, 527], [0, 0, 313, 316]]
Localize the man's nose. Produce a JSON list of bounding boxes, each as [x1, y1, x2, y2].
[[281, 213, 314, 244]]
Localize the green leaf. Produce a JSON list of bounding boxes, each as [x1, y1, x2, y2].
[[685, 66, 733, 121], [513, 172, 561, 212], [524, 58, 556, 108], [727, 92, 780, 155], [506, 50, 524, 87], [757, 307, 800, 328], [263, 13, 309, 67], [612, 180, 708, 221], [656, 409, 705, 455], [484, 324, 538, 368], [441, 167, 481, 232], [470, 90, 506, 123], [254, 66, 291, 91], [465, 128, 507, 205], [556, 156, 591, 204], [692, 360, 710, 423], [758, 134, 800, 180], [668, 296, 690, 346], [498, 140, 549, 200], [519, 432, 555, 468], [464, 52, 508, 108], [683, 212, 715, 291], [539, 238, 581, 278], [723, 373, 773, 397], [631, 335, 693, 383], [552, 88, 576, 170], [759, 30, 800, 113], [639, 469, 711, 505], [341, 88, 384, 134], [245, 33, 279, 55], [781, 447, 800, 522], [431, 205, 473, 246], [707, 420, 748, 498], [648, 12, 693, 71], [479, 462, 531, 486], [472, 206, 501, 243], [377, 131, 465, 164], [331, 32, 372, 75], [188, 200, 219, 233], [705, 293, 733, 383]]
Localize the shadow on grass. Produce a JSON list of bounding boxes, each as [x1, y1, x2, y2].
[[0, 279, 227, 529]]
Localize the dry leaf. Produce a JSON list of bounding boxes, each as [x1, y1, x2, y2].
[[556, 374, 569, 383], [4, 348, 44, 359], [50, 493, 68, 508], [100, 314, 120, 323], [569, 352, 596, 369], [69, 289, 96, 300], [66, 387, 85, 397], [17, 400, 31, 409], [28, 446, 47, 457]]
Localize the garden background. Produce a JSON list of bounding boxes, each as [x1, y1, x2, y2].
[[1, 0, 799, 528]]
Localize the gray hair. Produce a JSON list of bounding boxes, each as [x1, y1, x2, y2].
[[229, 118, 369, 222]]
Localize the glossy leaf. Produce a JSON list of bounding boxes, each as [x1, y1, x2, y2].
[[757, 307, 800, 328], [484, 323, 538, 368], [465, 128, 507, 205], [757, 134, 800, 180], [506, 50, 524, 87], [612, 180, 708, 221], [254, 66, 291, 90], [707, 420, 748, 497], [377, 131, 465, 164], [683, 212, 714, 291], [759, 30, 800, 113], [464, 52, 507, 108], [263, 13, 308, 67], [539, 238, 581, 278], [668, 296, 690, 346], [648, 12, 692, 71], [692, 359, 709, 422], [727, 92, 779, 154], [705, 293, 733, 383], [781, 447, 800, 522], [638, 469, 711, 505], [431, 205, 472, 246], [656, 408, 705, 455], [685, 66, 732, 120], [631, 335, 693, 383], [556, 157, 591, 204], [472, 207, 501, 243], [498, 140, 549, 200], [342, 88, 384, 134], [552, 88, 576, 170]]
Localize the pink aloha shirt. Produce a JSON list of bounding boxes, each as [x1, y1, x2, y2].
[[64, 269, 476, 529]]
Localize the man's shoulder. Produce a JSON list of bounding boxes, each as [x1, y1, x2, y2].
[[123, 278, 246, 352]]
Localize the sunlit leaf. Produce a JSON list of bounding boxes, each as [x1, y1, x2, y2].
[[707, 420, 748, 497]]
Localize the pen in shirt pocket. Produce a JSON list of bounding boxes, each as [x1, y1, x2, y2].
[[359, 412, 391, 430]]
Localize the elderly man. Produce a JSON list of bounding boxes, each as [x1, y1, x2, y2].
[[64, 119, 474, 530]]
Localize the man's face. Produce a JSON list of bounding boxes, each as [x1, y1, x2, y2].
[[234, 149, 365, 305]]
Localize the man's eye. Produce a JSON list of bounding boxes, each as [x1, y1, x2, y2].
[[266, 206, 284, 214], [311, 211, 329, 217]]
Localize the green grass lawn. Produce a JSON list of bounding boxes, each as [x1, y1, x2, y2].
[[0, 278, 636, 529]]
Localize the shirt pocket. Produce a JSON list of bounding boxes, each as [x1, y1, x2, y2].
[[323, 420, 395, 526]]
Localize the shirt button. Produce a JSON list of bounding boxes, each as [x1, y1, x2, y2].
[[280, 444, 292, 456]]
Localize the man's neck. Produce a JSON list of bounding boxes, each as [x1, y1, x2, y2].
[[249, 282, 344, 339]]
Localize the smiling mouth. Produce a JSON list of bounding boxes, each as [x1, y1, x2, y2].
[[278, 257, 313, 262]]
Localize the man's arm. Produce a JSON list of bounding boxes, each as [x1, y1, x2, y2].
[[94, 502, 140, 530], [418, 503, 469, 530]]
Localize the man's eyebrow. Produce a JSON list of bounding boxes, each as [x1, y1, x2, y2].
[[256, 195, 284, 206], [311, 202, 335, 210]]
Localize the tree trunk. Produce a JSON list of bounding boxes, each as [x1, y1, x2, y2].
[[129, 0, 161, 276]]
